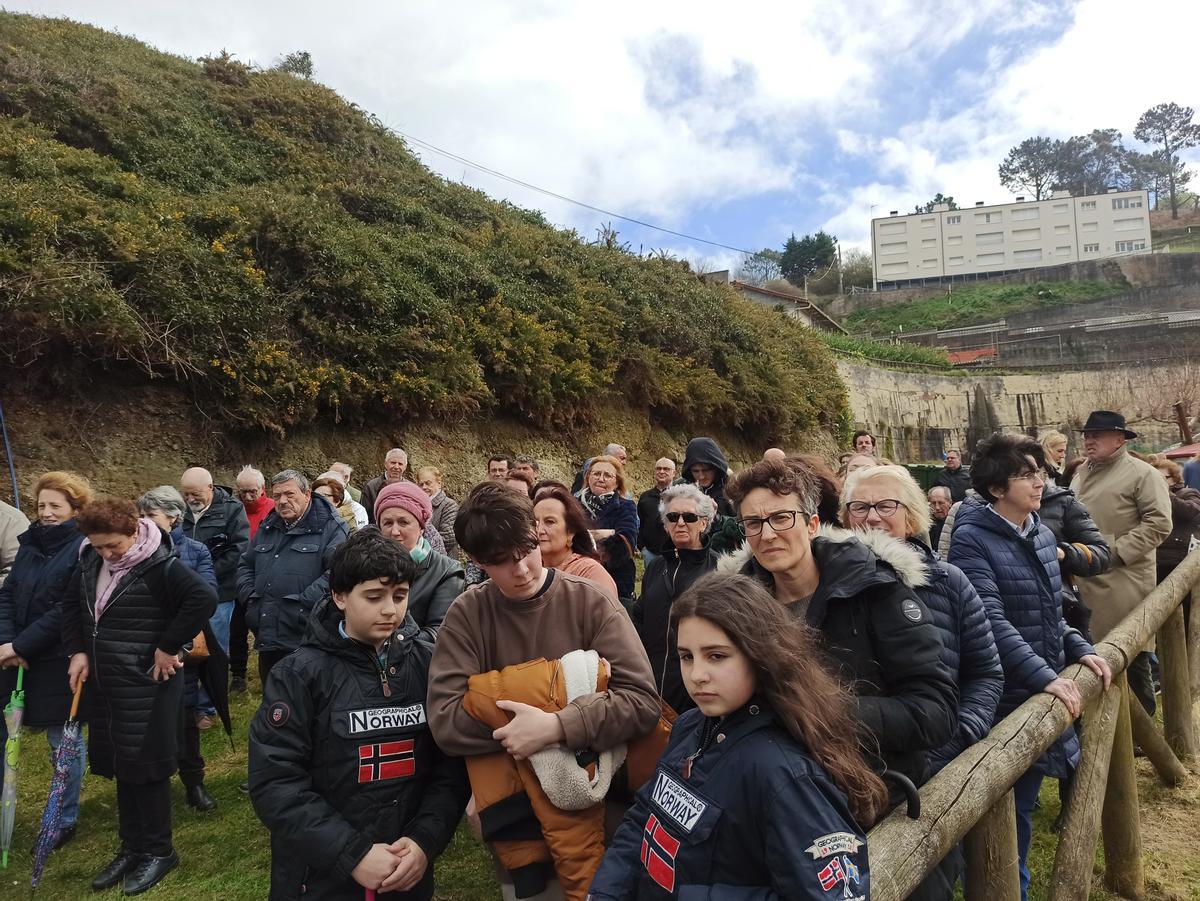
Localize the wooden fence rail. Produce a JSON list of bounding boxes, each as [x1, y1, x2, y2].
[[867, 548, 1200, 901]]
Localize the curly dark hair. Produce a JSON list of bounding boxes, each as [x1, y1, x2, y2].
[[725, 457, 821, 517], [672, 572, 889, 827], [970, 433, 1047, 501], [77, 496, 139, 536]]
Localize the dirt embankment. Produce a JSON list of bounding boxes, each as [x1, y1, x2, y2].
[[0, 381, 830, 510]]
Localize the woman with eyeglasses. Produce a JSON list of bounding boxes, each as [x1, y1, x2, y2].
[[720, 457, 958, 863], [632, 484, 721, 714], [947, 433, 1111, 901], [575, 454, 639, 608], [841, 464, 1002, 778]]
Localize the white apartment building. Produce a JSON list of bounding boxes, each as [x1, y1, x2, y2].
[[871, 189, 1151, 288]]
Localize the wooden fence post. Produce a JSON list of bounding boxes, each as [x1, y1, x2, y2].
[[964, 788, 1020, 901], [1102, 674, 1145, 900], [1050, 685, 1121, 901], [1126, 695, 1188, 785], [1187, 593, 1200, 698], [1157, 604, 1196, 758]]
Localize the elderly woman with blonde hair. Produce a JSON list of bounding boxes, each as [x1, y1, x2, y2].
[[840, 462, 1002, 774], [575, 454, 639, 607]]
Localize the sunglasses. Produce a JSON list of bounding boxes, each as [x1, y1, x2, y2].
[[666, 512, 702, 524]]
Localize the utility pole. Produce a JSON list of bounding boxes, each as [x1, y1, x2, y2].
[[837, 244, 844, 296]]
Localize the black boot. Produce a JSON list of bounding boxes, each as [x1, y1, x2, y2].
[[185, 783, 217, 812], [122, 850, 179, 896], [229, 675, 247, 694], [92, 850, 142, 891]]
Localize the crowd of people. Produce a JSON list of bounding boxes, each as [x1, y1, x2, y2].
[[0, 411, 1197, 899]]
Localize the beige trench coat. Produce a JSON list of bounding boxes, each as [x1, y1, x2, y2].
[[1071, 447, 1171, 640]]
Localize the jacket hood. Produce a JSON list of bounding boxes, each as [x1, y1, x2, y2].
[[682, 437, 729, 486], [716, 522, 928, 592]]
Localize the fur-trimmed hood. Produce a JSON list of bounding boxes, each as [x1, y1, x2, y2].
[[716, 522, 928, 590]]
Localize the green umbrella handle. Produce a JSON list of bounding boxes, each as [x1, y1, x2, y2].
[[13, 667, 21, 693]]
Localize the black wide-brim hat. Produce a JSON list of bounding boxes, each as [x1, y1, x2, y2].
[[1076, 410, 1137, 439]]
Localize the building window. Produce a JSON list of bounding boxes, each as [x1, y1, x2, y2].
[[1112, 197, 1143, 209], [1011, 206, 1040, 220], [922, 258, 938, 266], [1013, 248, 1043, 262], [1012, 227, 1041, 242], [922, 237, 937, 247], [880, 241, 907, 255], [946, 235, 963, 246], [1081, 221, 1099, 232], [977, 252, 1005, 264], [948, 256, 964, 265], [975, 211, 1001, 224], [977, 231, 1004, 245], [1053, 203, 1069, 213], [1115, 240, 1146, 252], [946, 214, 961, 225], [1054, 224, 1071, 234], [1080, 200, 1097, 210], [1056, 245, 1072, 255], [1113, 217, 1145, 232], [1083, 243, 1100, 253]]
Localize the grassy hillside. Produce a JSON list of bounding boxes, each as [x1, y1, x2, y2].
[[845, 280, 1123, 335], [0, 14, 846, 442]]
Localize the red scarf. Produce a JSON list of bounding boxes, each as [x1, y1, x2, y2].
[[244, 494, 275, 538]]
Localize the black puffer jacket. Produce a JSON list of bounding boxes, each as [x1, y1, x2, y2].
[[61, 537, 216, 782], [682, 437, 733, 517], [632, 543, 720, 714], [182, 485, 250, 602], [933, 466, 972, 503], [723, 525, 958, 797], [249, 596, 469, 901], [0, 519, 84, 727], [1037, 483, 1112, 578], [238, 496, 348, 653], [408, 550, 464, 645]]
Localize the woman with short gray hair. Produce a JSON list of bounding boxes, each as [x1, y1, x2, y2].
[[632, 480, 721, 713]]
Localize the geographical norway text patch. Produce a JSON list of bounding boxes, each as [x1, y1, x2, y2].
[[357, 740, 416, 783], [651, 771, 707, 832], [346, 703, 426, 735], [805, 832, 864, 859], [640, 814, 680, 893]]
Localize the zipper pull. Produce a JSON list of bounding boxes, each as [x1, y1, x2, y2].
[[379, 668, 392, 698]]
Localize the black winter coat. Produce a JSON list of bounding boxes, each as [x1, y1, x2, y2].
[[61, 538, 217, 782], [1159, 485, 1200, 579], [589, 702, 870, 900], [1037, 483, 1112, 579], [408, 550, 465, 645], [238, 496, 348, 653], [632, 544, 720, 714], [681, 437, 733, 517], [182, 485, 250, 602], [0, 519, 84, 727], [361, 474, 388, 525], [932, 466, 972, 503], [249, 596, 469, 901], [900, 537, 1003, 773], [724, 526, 958, 797], [636, 487, 671, 555]]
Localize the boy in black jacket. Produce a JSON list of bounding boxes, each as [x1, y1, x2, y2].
[[249, 528, 469, 900]]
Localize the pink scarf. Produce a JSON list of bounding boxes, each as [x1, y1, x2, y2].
[[90, 517, 163, 618]]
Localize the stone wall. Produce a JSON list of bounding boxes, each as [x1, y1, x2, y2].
[[838, 359, 1192, 462]]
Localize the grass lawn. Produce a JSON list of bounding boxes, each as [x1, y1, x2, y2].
[[1, 664, 501, 900]]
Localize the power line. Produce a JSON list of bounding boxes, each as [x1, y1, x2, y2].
[[392, 128, 761, 256]]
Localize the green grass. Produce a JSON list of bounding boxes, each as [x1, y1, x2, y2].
[[846, 281, 1125, 336], [816, 330, 953, 368], [3, 664, 500, 900]]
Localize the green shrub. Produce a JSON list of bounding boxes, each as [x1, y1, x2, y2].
[[817, 331, 952, 367], [0, 13, 848, 442]]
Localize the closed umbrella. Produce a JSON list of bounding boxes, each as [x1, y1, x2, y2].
[[1, 667, 25, 869], [30, 681, 85, 887]]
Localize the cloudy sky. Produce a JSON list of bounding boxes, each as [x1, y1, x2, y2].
[[11, 0, 1200, 269]]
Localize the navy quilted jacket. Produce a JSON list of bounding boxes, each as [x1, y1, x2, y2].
[[905, 539, 1003, 773], [948, 496, 1095, 778]]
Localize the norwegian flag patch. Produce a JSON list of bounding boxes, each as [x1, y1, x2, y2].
[[357, 740, 415, 783], [640, 813, 680, 893]]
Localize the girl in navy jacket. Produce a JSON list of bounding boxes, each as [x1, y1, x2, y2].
[[588, 572, 887, 900]]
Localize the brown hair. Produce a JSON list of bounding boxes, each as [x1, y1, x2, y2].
[[1155, 458, 1183, 484], [586, 455, 627, 496], [726, 457, 821, 517], [311, 476, 346, 506], [34, 471, 94, 512], [505, 469, 536, 498], [791, 454, 843, 525], [533, 486, 599, 559], [455, 481, 539, 565], [76, 496, 139, 537], [672, 573, 889, 827]]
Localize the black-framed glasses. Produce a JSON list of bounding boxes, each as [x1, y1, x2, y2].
[[845, 499, 905, 518], [666, 511, 702, 524], [737, 510, 805, 537]]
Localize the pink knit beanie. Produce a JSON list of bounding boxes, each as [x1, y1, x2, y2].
[[374, 480, 432, 526]]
